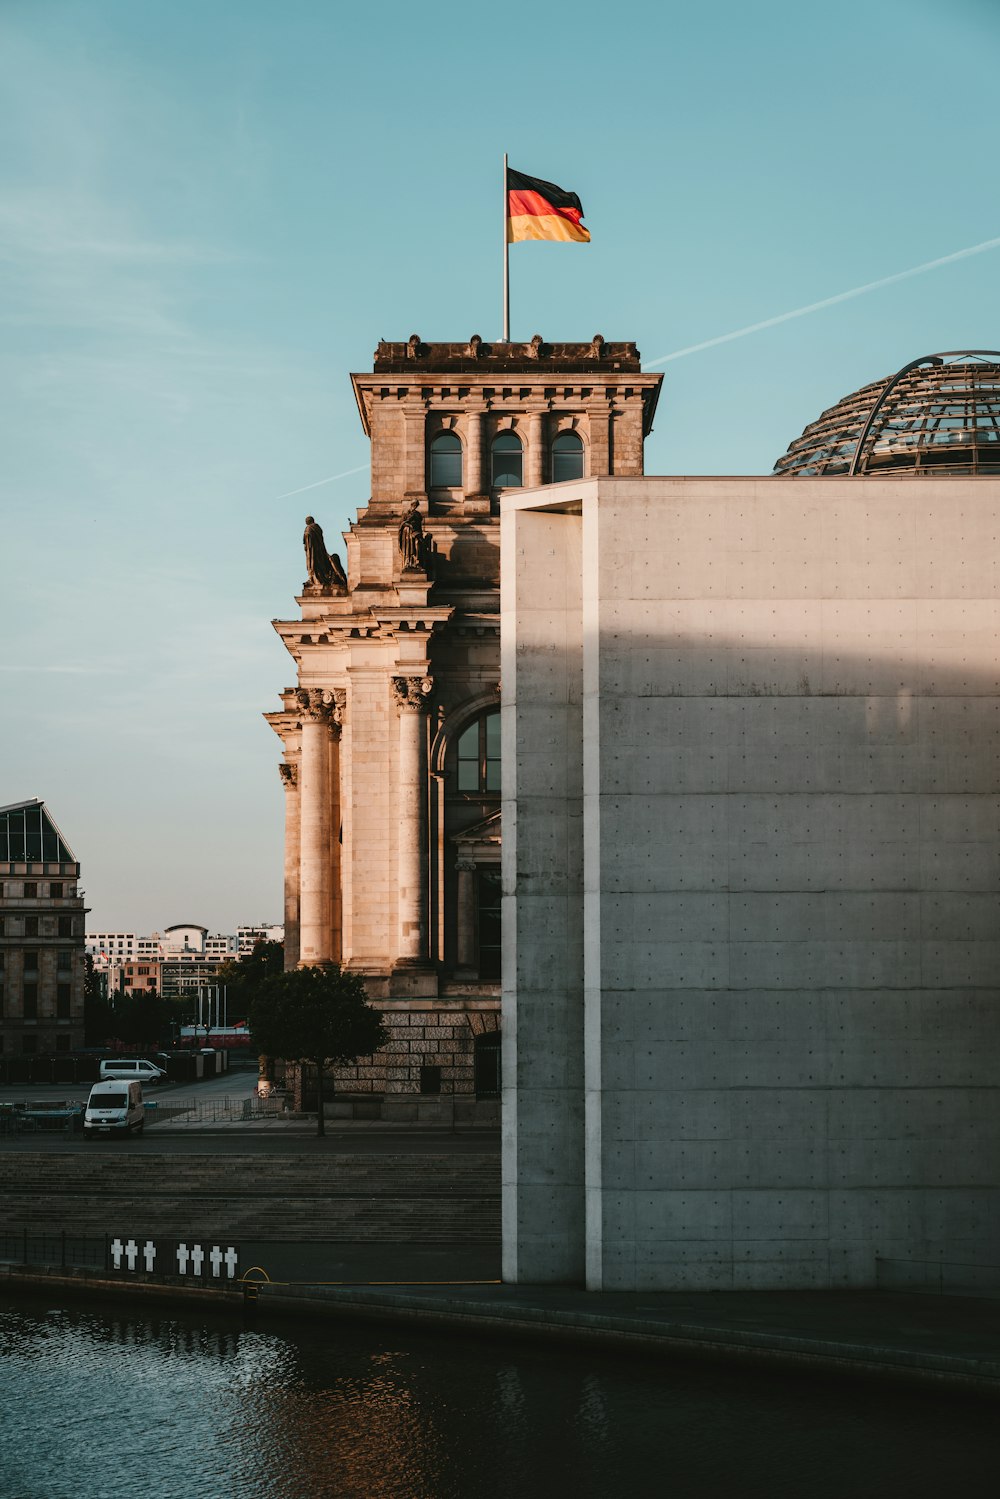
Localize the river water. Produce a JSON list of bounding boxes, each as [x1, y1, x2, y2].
[[0, 1293, 995, 1499]]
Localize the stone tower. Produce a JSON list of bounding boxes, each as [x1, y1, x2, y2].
[[266, 334, 661, 1109]]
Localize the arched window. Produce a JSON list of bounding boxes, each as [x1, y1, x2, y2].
[[491, 432, 523, 489], [429, 431, 462, 488], [551, 430, 584, 482], [457, 710, 500, 793]]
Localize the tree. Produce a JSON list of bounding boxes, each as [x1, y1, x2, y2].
[[83, 955, 112, 1046], [215, 939, 285, 1015], [248, 966, 388, 1136]]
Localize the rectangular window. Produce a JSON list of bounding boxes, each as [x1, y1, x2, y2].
[[23, 882, 37, 898], [419, 1064, 442, 1095], [22, 1034, 37, 1054], [56, 985, 71, 1019], [58, 916, 73, 938], [23, 951, 39, 976], [55, 1034, 71, 1052], [24, 916, 39, 937], [49, 882, 63, 898], [477, 868, 502, 981], [57, 950, 72, 971], [23, 985, 38, 1020]]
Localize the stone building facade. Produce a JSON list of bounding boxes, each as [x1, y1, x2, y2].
[[0, 800, 87, 1055], [267, 335, 661, 1114]]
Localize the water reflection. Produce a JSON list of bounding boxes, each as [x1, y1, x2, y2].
[[0, 1295, 995, 1499]]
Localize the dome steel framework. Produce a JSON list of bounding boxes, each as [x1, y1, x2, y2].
[[774, 351, 1000, 477]]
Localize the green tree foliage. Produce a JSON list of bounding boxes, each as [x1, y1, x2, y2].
[[215, 939, 284, 1017], [83, 955, 111, 1046], [248, 966, 388, 1136]]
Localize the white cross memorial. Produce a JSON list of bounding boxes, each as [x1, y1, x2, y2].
[[143, 1241, 156, 1272], [209, 1246, 223, 1278], [110, 1238, 124, 1270], [125, 1239, 138, 1271], [190, 1244, 205, 1276], [176, 1242, 189, 1275], [225, 1247, 238, 1279]]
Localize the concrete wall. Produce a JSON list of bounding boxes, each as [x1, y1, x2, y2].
[[503, 477, 1000, 1291], [501, 502, 586, 1283]]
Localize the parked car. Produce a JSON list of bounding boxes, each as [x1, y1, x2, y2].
[[99, 1058, 167, 1086], [83, 1081, 145, 1137]]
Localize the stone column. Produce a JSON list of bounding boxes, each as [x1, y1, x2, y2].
[[278, 762, 300, 970], [329, 689, 345, 962], [393, 675, 433, 966], [526, 411, 544, 488], [466, 410, 484, 497], [455, 857, 477, 975], [297, 689, 337, 966]]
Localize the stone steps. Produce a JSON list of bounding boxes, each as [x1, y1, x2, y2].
[[0, 1152, 501, 1243]]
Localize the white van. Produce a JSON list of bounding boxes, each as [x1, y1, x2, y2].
[[84, 1080, 145, 1137], [99, 1058, 166, 1085]]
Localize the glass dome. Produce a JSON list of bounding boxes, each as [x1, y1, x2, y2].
[[774, 351, 1000, 477]]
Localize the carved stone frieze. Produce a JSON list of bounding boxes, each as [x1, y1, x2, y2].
[[278, 762, 298, 788], [392, 675, 433, 711]]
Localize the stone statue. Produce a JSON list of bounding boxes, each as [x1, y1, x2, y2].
[[303, 515, 347, 591], [398, 500, 432, 573]]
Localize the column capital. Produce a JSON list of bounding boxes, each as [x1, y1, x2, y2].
[[392, 675, 433, 711], [278, 762, 298, 788], [296, 687, 345, 727], [455, 856, 477, 873]]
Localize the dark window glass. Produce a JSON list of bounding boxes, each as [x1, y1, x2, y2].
[[474, 1031, 501, 1099], [23, 882, 37, 898], [491, 432, 522, 488], [429, 432, 463, 488], [24, 916, 38, 937], [23, 985, 38, 1019], [551, 430, 584, 482], [23, 951, 39, 974], [477, 868, 502, 980], [419, 1064, 442, 1095], [55, 1034, 71, 1052], [57, 985, 71, 1019], [49, 882, 63, 898], [22, 1034, 37, 1054], [58, 916, 72, 937], [456, 710, 501, 794], [57, 950, 72, 971]]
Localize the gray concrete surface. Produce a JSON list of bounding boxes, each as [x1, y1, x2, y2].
[[503, 478, 1000, 1292]]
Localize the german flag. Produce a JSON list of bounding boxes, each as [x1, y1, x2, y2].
[[507, 167, 590, 245]]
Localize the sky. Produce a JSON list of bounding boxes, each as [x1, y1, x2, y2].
[[2, 0, 998, 933]]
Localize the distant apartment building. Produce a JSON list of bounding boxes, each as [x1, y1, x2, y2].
[[0, 800, 87, 1054], [86, 920, 282, 1000]]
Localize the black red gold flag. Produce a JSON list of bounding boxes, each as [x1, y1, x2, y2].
[[506, 167, 590, 244]]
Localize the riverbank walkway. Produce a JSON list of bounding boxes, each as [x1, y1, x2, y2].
[[3, 1105, 997, 1396], [8, 1236, 998, 1398]]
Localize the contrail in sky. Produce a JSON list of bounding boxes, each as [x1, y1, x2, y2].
[[275, 463, 367, 500], [646, 235, 1000, 367]]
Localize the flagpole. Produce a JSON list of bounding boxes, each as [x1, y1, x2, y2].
[[502, 152, 510, 343]]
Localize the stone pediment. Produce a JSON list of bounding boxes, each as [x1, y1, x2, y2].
[[451, 810, 501, 848]]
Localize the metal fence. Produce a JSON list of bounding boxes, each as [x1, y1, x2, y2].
[[0, 1228, 106, 1270], [0, 1227, 241, 1282], [153, 1092, 292, 1126]]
